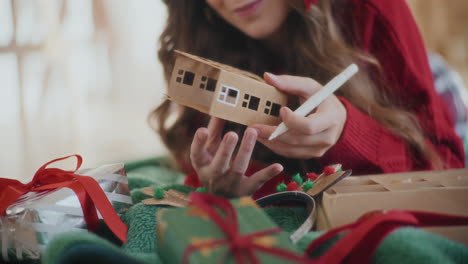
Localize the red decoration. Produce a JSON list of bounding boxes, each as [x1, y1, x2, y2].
[[306, 172, 318, 181], [304, 0, 319, 11], [323, 166, 335, 176], [286, 182, 299, 191], [183, 193, 307, 264], [0, 155, 128, 242], [305, 210, 468, 264]]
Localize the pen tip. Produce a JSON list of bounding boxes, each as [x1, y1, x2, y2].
[[268, 133, 277, 141]]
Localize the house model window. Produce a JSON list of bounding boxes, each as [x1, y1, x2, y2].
[[264, 100, 281, 117], [200, 76, 217, 92], [242, 94, 260, 111], [176, 70, 195, 86], [218, 85, 239, 106]]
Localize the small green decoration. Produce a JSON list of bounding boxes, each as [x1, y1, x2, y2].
[[154, 188, 165, 199], [195, 187, 207, 193], [303, 180, 315, 192], [336, 167, 343, 172], [276, 183, 287, 192], [292, 173, 303, 185]]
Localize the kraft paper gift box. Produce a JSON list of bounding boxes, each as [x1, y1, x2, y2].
[[156, 193, 305, 264], [0, 157, 132, 262], [315, 168, 468, 245]]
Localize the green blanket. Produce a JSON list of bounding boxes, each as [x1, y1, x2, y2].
[[35, 158, 467, 264]]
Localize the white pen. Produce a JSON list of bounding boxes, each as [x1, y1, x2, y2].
[[268, 64, 359, 140]]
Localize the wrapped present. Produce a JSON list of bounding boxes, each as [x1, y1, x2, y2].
[[0, 155, 132, 262], [156, 193, 308, 264]]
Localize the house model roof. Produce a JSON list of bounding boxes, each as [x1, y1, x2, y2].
[[174, 50, 266, 83]]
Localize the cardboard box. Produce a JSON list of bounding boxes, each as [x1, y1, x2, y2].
[[316, 169, 468, 245], [167, 51, 289, 126]]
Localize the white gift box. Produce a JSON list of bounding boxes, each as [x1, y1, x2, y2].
[[0, 163, 132, 262]]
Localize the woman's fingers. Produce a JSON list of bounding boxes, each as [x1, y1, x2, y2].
[[264, 72, 322, 102], [190, 128, 211, 168], [257, 134, 332, 159], [207, 116, 225, 133], [231, 128, 258, 176], [250, 124, 275, 139], [242, 164, 283, 195], [206, 117, 225, 154], [253, 99, 345, 159], [280, 107, 330, 135], [252, 107, 332, 142], [211, 132, 238, 174]]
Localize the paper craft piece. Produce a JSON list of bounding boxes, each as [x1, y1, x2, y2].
[[167, 50, 289, 126], [316, 168, 468, 245], [277, 164, 349, 196], [142, 187, 190, 208], [261, 165, 352, 243], [307, 166, 350, 197], [256, 191, 317, 244]]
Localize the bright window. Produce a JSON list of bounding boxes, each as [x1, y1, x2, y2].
[[217, 85, 239, 106]]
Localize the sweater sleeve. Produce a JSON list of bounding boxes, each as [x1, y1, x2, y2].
[[319, 0, 465, 174]]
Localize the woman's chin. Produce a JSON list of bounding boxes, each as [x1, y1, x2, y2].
[[238, 19, 286, 40], [242, 28, 276, 40]]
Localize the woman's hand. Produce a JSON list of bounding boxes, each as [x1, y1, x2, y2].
[[190, 117, 283, 198], [251, 73, 347, 159]]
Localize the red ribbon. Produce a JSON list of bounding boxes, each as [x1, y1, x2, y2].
[[183, 193, 308, 264], [304, 0, 319, 12], [306, 210, 468, 264], [0, 155, 128, 242]]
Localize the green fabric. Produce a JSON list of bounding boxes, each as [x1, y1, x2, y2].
[[35, 157, 468, 264], [42, 231, 152, 264], [296, 227, 468, 263], [125, 157, 185, 193], [264, 207, 309, 233], [373, 227, 468, 263]]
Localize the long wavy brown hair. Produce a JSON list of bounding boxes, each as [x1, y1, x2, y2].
[[149, 0, 442, 174]]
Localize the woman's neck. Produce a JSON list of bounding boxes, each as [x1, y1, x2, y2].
[[261, 20, 290, 55]]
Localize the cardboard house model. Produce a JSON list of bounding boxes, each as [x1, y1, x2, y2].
[[166, 50, 289, 126]]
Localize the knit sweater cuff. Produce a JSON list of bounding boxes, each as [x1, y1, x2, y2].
[[319, 97, 390, 172]]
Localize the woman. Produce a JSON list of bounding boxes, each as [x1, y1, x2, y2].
[[150, 0, 465, 198]]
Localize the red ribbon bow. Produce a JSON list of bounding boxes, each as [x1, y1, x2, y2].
[[304, 0, 319, 11], [0, 155, 128, 242], [183, 193, 308, 264]]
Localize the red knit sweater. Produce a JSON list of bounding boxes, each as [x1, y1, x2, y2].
[[184, 0, 465, 199]]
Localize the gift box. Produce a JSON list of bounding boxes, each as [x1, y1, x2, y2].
[[156, 193, 306, 264], [0, 155, 132, 262], [316, 168, 468, 245]]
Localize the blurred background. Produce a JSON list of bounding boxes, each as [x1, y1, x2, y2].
[[1, 0, 467, 182]]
